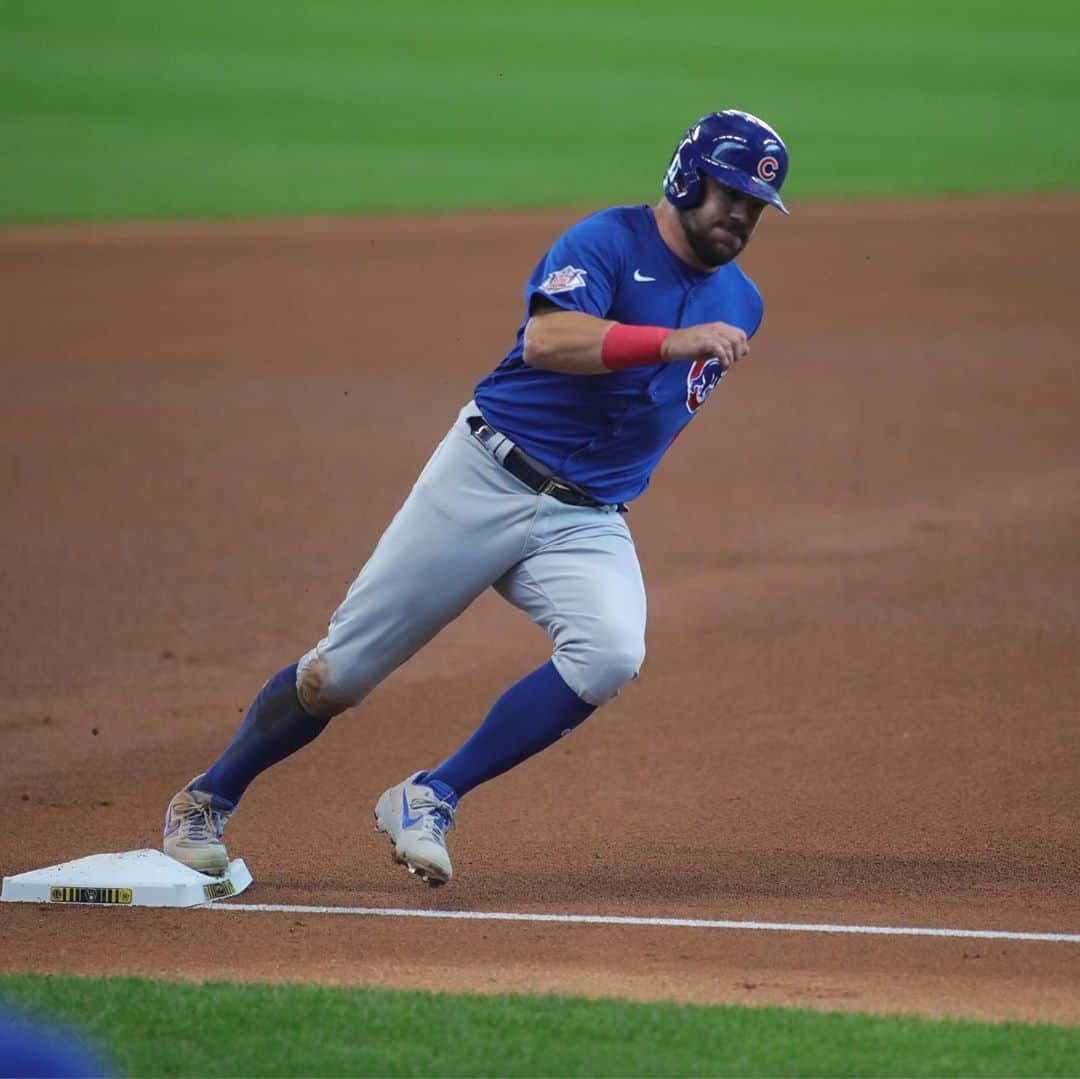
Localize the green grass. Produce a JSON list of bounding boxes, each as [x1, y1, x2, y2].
[[1, 973, 1079, 1077], [2, 0, 1079, 222]]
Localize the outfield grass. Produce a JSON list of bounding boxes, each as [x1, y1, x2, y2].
[[2, 973, 1079, 1078], [4, 4, 1079, 1074], [2, 1, 1078, 222]]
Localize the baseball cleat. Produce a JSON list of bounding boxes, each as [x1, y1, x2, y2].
[[163, 776, 235, 875], [374, 772, 458, 887]]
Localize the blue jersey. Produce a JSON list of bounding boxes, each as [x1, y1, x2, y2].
[[473, 204, 764, 505]]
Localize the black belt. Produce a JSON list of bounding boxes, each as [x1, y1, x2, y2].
[[467, 415, 625, 512]]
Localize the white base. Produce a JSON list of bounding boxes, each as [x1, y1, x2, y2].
[[0, 849, 252, 908]]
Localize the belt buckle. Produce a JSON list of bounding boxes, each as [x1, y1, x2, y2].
[[473, 422, 497, 449], [541, 477, 588, 506]]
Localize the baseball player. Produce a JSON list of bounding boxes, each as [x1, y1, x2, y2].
[[164, 110, 790, 886]]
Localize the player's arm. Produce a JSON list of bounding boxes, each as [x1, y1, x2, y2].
[[523, 301, 750, 376]]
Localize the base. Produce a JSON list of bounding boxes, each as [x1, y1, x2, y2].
[[0, 849, 252, 908]]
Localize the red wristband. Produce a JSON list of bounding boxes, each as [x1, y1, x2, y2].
[[600, 323, 670, 371]]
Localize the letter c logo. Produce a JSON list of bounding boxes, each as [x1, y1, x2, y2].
[[757, 155, 779, 182]]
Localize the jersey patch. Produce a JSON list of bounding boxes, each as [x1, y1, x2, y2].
[[539, 265, 588, 295], [686, 358, 725, 413]]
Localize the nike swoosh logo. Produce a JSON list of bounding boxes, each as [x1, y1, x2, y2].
[[401, 790, 423, 828], [633, 270, 657, 282]]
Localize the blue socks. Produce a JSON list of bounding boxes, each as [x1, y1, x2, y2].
[[199, 663, 331, 805], [426, 660, 596, 798], [196, 659, 594, 807]]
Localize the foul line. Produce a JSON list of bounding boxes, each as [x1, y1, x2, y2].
[[209, 903, 1080, 944]]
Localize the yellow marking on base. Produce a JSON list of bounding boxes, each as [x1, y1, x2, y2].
[[49, 886, 133, 905], [202, 880, 236, 901]]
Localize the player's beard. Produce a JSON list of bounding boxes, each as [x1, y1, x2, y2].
[[678, 208, 748, 268]]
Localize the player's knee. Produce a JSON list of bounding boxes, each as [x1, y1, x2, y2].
[[598, 639, 646, 699], [559, 629, 645, 706], [296, 653, 353, 717]]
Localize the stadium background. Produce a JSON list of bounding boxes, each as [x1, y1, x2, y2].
[[1, 2, 1078, 1074]]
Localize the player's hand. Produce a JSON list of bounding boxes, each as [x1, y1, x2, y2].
[[661, 322, 749, 370]]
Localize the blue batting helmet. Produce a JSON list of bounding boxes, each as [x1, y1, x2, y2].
[[664, 110, 790, 214]]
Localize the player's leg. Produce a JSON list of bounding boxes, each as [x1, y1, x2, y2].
[[419, 504, 645, 800], [162, 664, 327, 874], [382, 504, 643, 885], [165, 406, 542, 872], [371, 458, 644, 886], [296, 408, 547, 711]]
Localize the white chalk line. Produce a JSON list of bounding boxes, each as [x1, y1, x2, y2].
[[208, 903, 1080, 943]]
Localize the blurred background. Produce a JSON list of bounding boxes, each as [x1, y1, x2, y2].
[[2, 4, 1078, 1076], [2, 0, 1077, 223]]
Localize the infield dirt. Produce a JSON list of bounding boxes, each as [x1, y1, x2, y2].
[[2, 197, 1078, 1023]]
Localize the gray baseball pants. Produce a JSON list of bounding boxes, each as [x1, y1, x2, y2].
[[297, 401, 647, 712]]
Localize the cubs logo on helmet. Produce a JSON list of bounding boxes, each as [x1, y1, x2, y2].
[[686, 358, 724, 413]]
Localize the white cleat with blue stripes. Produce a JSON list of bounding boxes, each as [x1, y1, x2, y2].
[[374, 771, 458, 887]]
